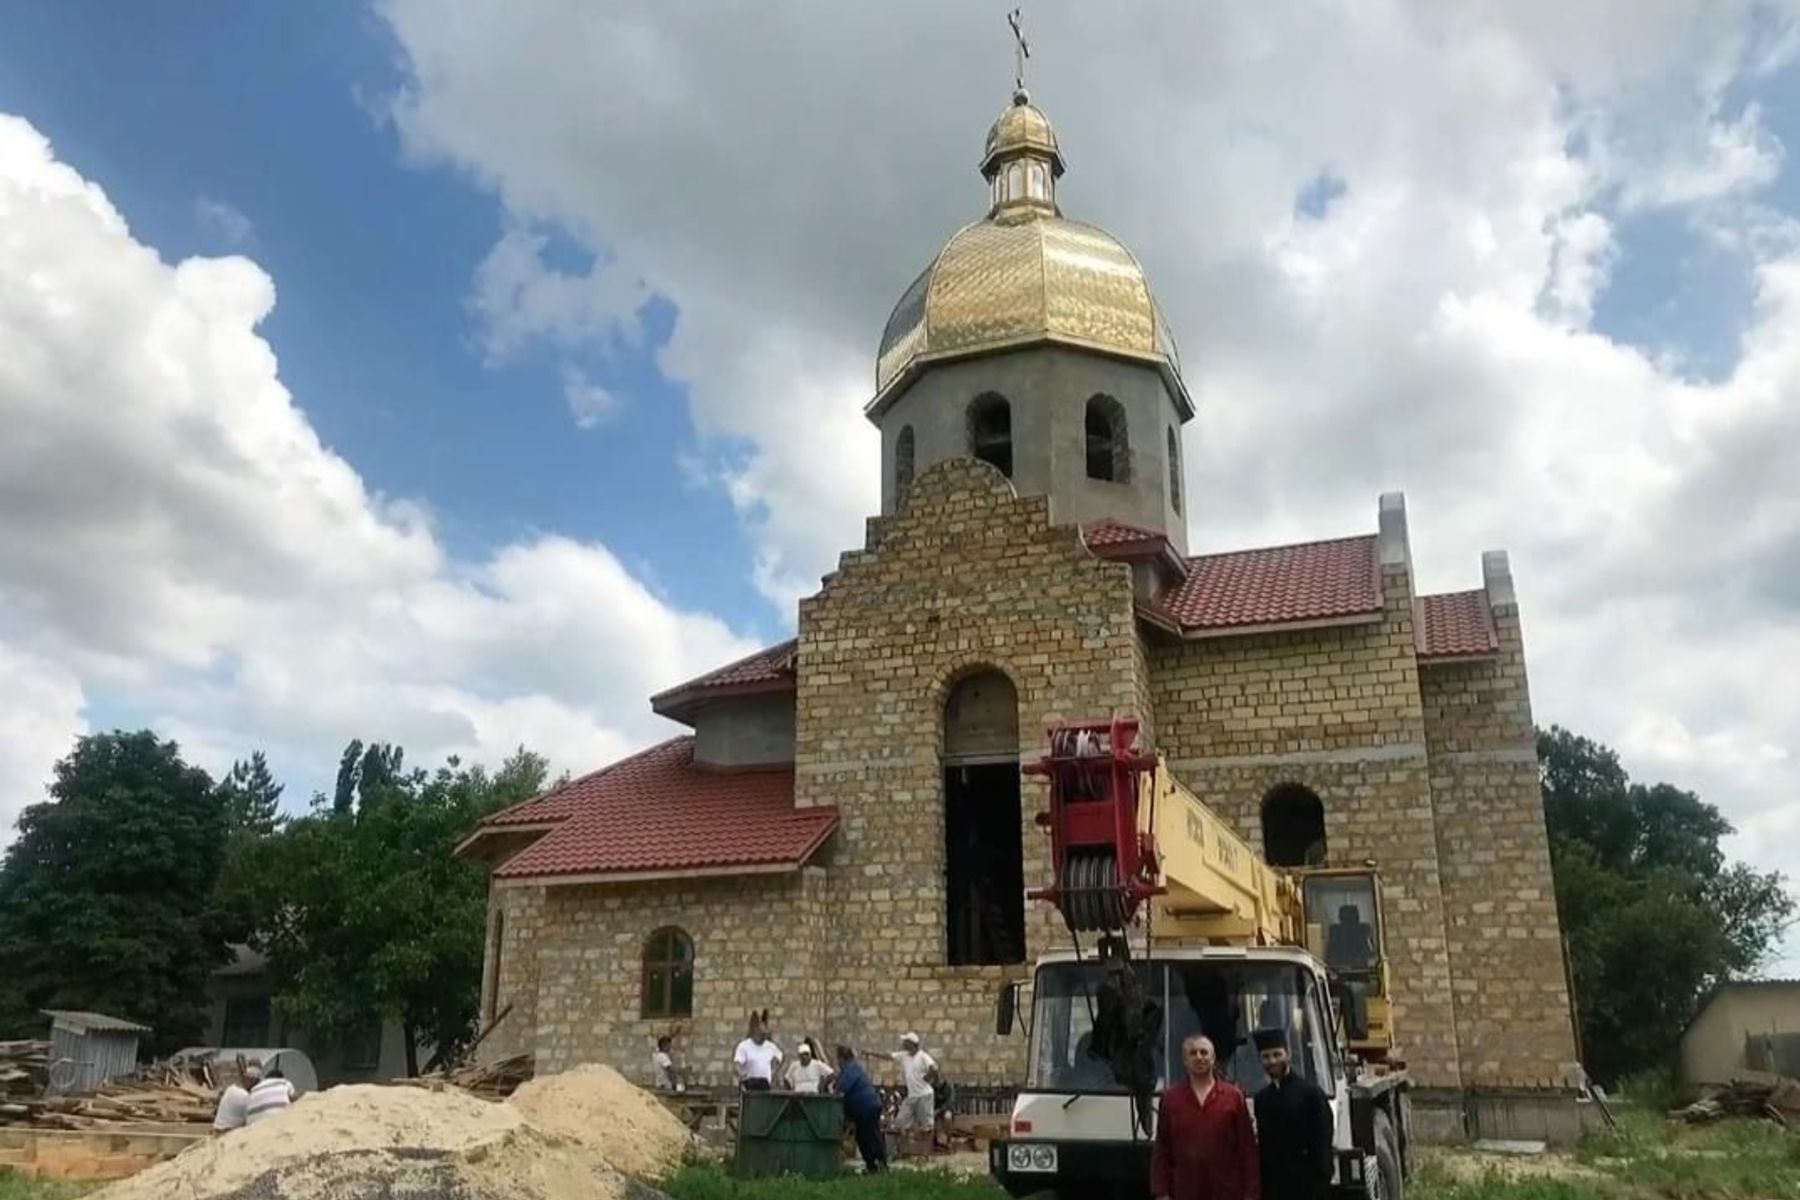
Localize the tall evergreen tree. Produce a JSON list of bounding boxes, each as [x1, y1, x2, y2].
[[217, 750, 284, 838], [0, 732, 230, 1051]]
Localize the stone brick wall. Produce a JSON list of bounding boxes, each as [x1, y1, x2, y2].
[[485, 870, 829, 1087], [1422, 602, 1581, 1087], [794, 457, 1146, 1083], [1149, 562, 1465, 1088], [479, 883, 544, 1064]]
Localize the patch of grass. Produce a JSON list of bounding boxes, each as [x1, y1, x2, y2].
[[1414, 1109, 1800, 1200], [0, 1170, 95, 1200], [661, 1162, 1004, 1200]]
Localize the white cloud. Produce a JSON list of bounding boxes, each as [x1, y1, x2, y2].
[[195, 197, 254, 246], [0, 113, 755, 831], [0, 644, 86, 836], [561, 365, 622, 428], [375, 1, 1800, 968]]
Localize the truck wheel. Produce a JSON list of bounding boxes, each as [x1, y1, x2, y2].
[[1371, 1108, 1404, 1200]]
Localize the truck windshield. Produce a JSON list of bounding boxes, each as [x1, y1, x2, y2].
[[1029, 959, 1330, 1091]]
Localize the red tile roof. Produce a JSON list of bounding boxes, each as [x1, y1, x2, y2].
[[487, 738, 836, 882], [651, 640, 797, 720], [1151, 535, 1383, 631], [1417, 590, 1500, 659], [1081, 519, 1190, 579], [1083, 518, 1165, 548]]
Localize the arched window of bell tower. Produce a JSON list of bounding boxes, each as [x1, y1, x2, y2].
[[1168, 426, 1183, 515], [968, 393, 1013, 478], [895, 425, 916, 497], [1085, 395, 1129, 482]]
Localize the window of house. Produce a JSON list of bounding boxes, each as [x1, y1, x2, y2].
[[1261, 783, 1327, 867], [221, 996, 270, 1047], [1086, 395, 1129, 482], [1168, 427, 1183, 514], [641, 927, 695, 1019], [484, 907, 505, 1024], [895, 425, 916, 497], [968, 393, 1013, 477], [342, 1022, 382, 1072]]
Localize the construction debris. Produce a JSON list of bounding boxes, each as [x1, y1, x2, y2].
[[1673, 1070, 1800, 1126], [400, 1051, 536, 1100], [1, 1054, 219, 1129], [0, 1041, 50, 1097]]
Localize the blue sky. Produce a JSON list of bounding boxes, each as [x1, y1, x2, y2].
[[0, 3, 1796, 971], [0, 2, 758, 629]]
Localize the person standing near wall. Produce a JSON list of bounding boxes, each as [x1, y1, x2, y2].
[[888, 1033, 939, 1156], [733, 1012, 783, 1092], [785, 1038, 835, 1094], [834, 1045, 887, 1173]]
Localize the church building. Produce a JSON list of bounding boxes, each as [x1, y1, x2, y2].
[[458, 85, 1582, 1131]]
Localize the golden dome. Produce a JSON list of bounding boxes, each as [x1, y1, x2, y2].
[[982, 89, 1063, 177], [871, 91, 1186, 413]]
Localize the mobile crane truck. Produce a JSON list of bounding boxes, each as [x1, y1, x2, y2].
[[988, 717, 1411, 1200]]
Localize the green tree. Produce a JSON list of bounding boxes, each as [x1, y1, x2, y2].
[[1540, 726, 1794, 1084], [251, 743, 547, 1074], [213, 750, 287, 945], [217, 750, 284, 838], [0, 731, 231, 1052]]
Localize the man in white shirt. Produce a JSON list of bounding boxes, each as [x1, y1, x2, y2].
[[733, 1026, 783, 1092], [652, 1035, 683, 1092], [244, 1065, 297, 1126], [784, 1039, 835, 1094], [211, 1062, 255, 1134], [889, 1033, 939, 1155]]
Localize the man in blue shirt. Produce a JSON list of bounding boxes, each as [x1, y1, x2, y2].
[[833, 1045, 888, 1172]]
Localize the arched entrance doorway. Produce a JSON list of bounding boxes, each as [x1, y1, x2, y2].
[[942, 670, 1026, 965]]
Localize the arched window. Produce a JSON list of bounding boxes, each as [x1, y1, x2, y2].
[[942, 671, 1025, 966], [1085, 395, 1129, 482], [1261, 784, 1326, 868], [483, 907, 505, 1023], [895, 425, 916, 497], [1167, 426, 1183, 514], [1007, 162, 1024, 202], [641, 927, 694, 1019], [1028, 161, 1047, 200], [968, 393, 1013, 477]]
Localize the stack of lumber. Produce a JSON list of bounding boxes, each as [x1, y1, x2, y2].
[[0, 1040, 50, 1097], [401, 1052, 535, 1100], [1674, 1069, 1800, 1126], [0, 1057, 219, 1129]]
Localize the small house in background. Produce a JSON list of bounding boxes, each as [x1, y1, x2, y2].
[[1680, 980, 1800, 1093], [203, 945, 424, 1085], [43, 1010, 149, 1094]]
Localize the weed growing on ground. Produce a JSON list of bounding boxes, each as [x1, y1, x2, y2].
[[0, 1170, 93, 1200], [661, 1162, 1004, 1200]]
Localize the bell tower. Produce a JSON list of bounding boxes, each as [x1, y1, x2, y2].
[[866, 80, 1194, 552]]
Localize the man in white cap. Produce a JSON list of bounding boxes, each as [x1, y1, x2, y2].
[[888, 1033, 939, 1155], [784, 1037, 835, 1094]]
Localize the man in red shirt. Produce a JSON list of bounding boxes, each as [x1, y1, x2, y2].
[[1151, 1034, 1260, 1200]]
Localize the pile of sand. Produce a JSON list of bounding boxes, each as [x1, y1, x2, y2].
[[86, 1078, 671, 1200], [508, 1063, 691, 1182]]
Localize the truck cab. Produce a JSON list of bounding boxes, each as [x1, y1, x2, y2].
[[990, 945, 1408, 1200]]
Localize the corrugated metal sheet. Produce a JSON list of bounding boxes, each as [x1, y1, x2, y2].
[[42, 1009, 151, 1034], [46, 1022, 144, 1095]]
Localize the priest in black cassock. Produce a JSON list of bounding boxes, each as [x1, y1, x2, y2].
[[1251, 1028, 1334, 1200]]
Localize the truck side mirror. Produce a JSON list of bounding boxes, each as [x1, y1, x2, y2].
[[995, 981, 1018, 1036], [1334, 981, 1370, 1041]]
